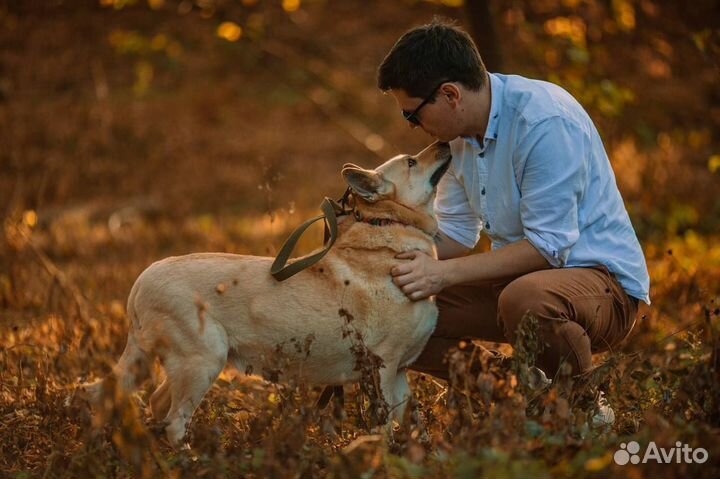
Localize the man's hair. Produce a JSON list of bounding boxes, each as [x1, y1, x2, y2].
[[377, 19, 487, 99]]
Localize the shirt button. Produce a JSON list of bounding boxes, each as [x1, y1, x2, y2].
[[481, 187, 486, 195], [485, 222, 491, 229], [478, 152, 484, 158]]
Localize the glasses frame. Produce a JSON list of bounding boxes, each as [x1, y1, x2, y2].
[[402, 81, 446, 126]]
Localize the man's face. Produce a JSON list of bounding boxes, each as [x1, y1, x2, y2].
[[389, 87, 463, 143]]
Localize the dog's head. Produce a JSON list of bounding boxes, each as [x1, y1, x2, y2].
[[341, 141, 452, 211]]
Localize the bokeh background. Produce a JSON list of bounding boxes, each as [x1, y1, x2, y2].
[[1, 0, 719, 477]]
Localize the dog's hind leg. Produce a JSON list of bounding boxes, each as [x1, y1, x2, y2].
[[162, 320, 229, 446], [81, 282, 151, 405], [113, 332, 152, 390], [163, 354, 226, 446], [81, 332, 150, 406]]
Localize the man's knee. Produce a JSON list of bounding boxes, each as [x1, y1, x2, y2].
[[497, 273, 563, 341]]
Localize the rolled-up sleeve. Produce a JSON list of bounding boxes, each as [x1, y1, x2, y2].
[[516, 117, 587, 267], [434, 163, 482, 249]]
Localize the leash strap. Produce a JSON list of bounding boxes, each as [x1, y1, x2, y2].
[[270, 197, 341, 281]]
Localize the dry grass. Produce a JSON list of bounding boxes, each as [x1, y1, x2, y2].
[[2, 172, 719, 478]]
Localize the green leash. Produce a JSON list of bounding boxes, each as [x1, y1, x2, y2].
[[270, 190, 352, 407], [270, 189, 352, 281]]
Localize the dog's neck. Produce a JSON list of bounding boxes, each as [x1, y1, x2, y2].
[[352, 197, 438, 237], [329, 197, 438, 257]]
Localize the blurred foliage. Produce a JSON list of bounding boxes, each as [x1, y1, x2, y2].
[[1, 0, 719, 477]]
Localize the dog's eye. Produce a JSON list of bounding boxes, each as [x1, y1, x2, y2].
[[407, 158, 417, 168]]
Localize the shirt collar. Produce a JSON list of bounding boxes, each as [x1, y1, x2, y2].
[[461, 72, 504, 150]]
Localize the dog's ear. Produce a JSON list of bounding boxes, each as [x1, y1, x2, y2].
[[341, 166, 393, 203]]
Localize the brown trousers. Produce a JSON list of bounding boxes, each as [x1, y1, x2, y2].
[[411, 266, 639, 379]]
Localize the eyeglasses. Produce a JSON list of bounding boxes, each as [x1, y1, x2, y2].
[[402, 82, 445, 126]]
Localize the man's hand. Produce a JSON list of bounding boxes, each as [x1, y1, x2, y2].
[[390, 240, 551, 301], [391, 250, 448, 301]]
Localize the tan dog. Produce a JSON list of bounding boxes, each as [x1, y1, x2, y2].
[[83, 141, 452, 446]]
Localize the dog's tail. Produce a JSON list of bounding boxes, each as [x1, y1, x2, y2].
[[79, 281, 150, 406]]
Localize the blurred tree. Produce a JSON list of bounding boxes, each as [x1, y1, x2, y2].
[[464, 0, 503, 72]]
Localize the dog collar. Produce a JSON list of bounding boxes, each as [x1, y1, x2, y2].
[[365, 217, 401, 227], [353, 210, 403, 228]]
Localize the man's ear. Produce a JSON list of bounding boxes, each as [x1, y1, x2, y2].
[[341, 166, 393, 203], [439, 83, 461, 107]]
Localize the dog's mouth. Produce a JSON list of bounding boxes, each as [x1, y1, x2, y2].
[[430, 155, 452, 187]]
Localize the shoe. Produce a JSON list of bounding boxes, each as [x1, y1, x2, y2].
[[527, 366, 552, 390], [591, 391, 615, 427]]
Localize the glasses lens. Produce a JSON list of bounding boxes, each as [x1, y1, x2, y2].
[[402, 110, 421, 126], [402, 82, 444, 126]]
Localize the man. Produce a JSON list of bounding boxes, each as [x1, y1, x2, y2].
[[378, 21, 650, 390]]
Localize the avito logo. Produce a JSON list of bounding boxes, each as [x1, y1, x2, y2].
[[614, 441, 709, 465]]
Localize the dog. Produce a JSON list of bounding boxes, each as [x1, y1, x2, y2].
[[82, 141, 452, 446]]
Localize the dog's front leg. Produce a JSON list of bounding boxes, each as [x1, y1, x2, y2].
[[387, 369, 412, 424], [377, 366, 413, 430], [382, 369, 430, 445]]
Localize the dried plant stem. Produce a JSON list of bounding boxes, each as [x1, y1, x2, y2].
[[19, 228, 91, 323]]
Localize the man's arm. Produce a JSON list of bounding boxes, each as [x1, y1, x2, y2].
[[392, 239, 550, 300], [441, 239, 550, 285], [435, 230, 471, 260]]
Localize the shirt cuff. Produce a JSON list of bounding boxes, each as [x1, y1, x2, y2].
[[524, 229, 571, 268], [438, 223, 480, 250]]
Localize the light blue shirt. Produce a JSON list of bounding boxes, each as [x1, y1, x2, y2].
[[435, 73, 650, 303]]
